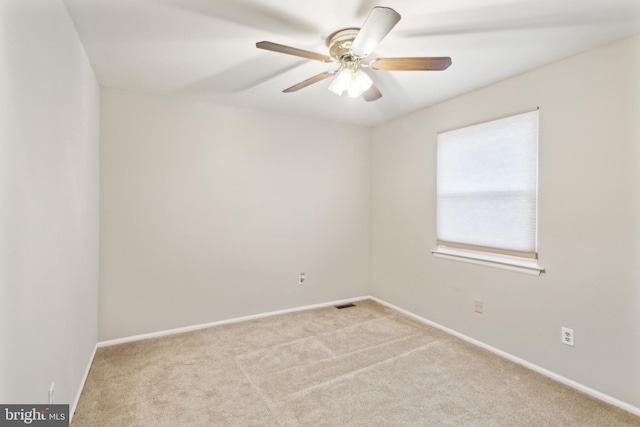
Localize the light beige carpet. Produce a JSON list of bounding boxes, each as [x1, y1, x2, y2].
[[72, 300, 640, 426]]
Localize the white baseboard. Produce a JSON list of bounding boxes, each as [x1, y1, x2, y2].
[[97, 296, 371, 348], [70, 343, 98, 424], [369, 296, 640, 418]]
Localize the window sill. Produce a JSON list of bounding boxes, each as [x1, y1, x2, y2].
[[431, 247, 545, 276]]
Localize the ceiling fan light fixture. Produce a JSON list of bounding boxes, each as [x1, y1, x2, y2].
[[328, 67, 372, 98], [328, 68, 353, 96], [348, 69, 373, 97]]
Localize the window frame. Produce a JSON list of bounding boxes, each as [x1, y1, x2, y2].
[[432, 109, 544, 276]]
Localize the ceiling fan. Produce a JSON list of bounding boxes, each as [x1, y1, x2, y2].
[[256, 6, 452, 102]]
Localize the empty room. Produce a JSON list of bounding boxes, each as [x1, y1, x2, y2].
[[1, 0, 640, 425]]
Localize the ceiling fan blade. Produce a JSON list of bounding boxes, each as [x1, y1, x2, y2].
[[352, 0, 379, 20], [350, 7, 401, 58], [283, 71, 336, 93], [256, 41, 332, 63], [370, 57, 452, 71], [362, 82, 382, 102]]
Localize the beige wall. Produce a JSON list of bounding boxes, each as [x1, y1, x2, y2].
[[100, 89, 371, 341], [371, 34, 640, 408], [0, 0, 100, 405]]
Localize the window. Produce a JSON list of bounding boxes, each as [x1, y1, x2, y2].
[[432, 109, 544, 276]]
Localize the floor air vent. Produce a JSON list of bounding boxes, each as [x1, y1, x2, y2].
[[335, 303, 356, 309]]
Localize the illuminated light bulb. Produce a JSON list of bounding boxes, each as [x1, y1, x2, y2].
[[347, 69, 373, 98], [328, 68, 353, 96], [328, 65, 373, 98]]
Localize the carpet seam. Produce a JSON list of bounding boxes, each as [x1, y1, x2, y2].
[[240, 332, 430, 380], [284, 339, 446, 401], [234, 354, 286, 427]]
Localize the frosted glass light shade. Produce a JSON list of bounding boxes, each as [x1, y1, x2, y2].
[[328, 68, 352, 96], [347, 69, 372, 97], [328, 68, 373, 98]]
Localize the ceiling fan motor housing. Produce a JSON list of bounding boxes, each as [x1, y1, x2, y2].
[[327, 28, 361, 62]]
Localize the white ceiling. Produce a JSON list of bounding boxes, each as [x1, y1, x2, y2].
[[63, 0, 640, 126]]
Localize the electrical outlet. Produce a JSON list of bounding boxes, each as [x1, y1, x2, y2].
[[49, 382, 55, 404], [562, 327, 574, 347], [474, 300, 483, 314], [298, 273, 305, 285]]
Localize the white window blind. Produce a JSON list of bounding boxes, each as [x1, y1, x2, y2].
[[436, 110, 539, 260]]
